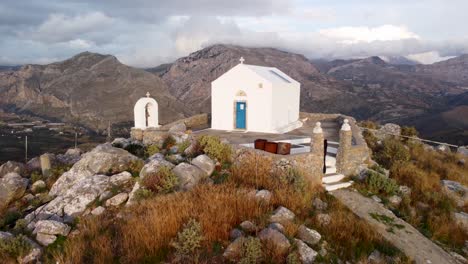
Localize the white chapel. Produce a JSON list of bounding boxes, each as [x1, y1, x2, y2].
[[211, 57, 302, 133]]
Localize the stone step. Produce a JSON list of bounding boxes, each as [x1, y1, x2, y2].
[[325, 156, 336, 167], [326, 146, 337, 154], [327, 141, 339, 146], [322, 173, 345, 184], [324, 181, 353, 192], [325, 166, 336, 174]]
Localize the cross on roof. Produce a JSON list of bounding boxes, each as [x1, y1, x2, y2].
[[239, 57, 245, 64], [146, 92, 150, 97]]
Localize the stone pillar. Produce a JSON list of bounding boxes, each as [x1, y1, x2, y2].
[[336, 119, 352, 175], [308, 122, 324, 184], [40, 154, 51, 177]]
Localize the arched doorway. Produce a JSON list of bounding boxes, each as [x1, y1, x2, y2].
[[134, 95, 159, 129]]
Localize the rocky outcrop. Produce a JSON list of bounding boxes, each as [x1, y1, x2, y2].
[[269, 206, 295, 223], [294, 239, 318, 264], [0, 172, 28, 210], [191, 154, 215, 176], [0, 161, 26, 177], [442, 180, 468, 207], [172, 163, 206, 190], [297, 225, 321, 246], [49, 144, 140, 196], [258, 228, 291, 256]]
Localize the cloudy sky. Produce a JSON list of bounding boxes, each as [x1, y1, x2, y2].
[[1, 0, 467, 67]]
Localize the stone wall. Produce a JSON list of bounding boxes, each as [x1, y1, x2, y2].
[[161, 113, 209, 130], [130, 127, 169, 145], [300, 112, 371, 176], [232, 146, 324, 187]]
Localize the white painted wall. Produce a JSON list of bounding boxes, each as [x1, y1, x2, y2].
[[211, 64, 300, 133], [134, 97, 159, 129]]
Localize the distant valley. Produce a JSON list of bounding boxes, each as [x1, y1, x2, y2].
[[0, 44, 467, 147]]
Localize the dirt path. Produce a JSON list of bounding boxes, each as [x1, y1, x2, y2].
[[332, 189, 458, 264]]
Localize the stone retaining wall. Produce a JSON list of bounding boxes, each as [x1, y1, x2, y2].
[[161, 113, 209, 130]]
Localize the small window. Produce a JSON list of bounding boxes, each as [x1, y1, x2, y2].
[[258, 83, 263, 88]]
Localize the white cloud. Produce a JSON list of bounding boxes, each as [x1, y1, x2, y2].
[[28, 12, 114, 43], [66, 39, 93, 49], [407, 51, 455, 64], [319, 25, 420, 44]]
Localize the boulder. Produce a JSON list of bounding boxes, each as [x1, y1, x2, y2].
[[172, 163, 206, 190], [105, 193, 128, 207], [0, 161, 26, 177], [269, 206, 295, 223], [268, 222, 285, 233], [388, 195, 402, 207], [112, 138, 132, 148], [223, 237, 245, 260], [33, 220, 71, 236], [0, 172, 28, 210], [376, 123, 401, 139], [126, 182, 141, 206], [399, 185, 411, 196], [31, 180, 46, 193], [18, 236, 42, 264], [450, 252, 467, 264], [313, 198, 328, 211], [27, 175, 110, 225], [240, 221, 257, 233], [99, 191, 113, 201], [49, 143, 140, 197], [56, 148, 82, 165], [36, 233, 57, 246], [0, 231, 13, 240], [455, 212, 468, 233], [316, 213, 331, 226], [109, 171, 133, 186], [91, 206, 105, 216], [255, 189, 272, 203], [436, 144, 451, 153], [168, 122, 187, 133], [297, 225, 321, 246], [371, 195, 382, 203], [229, 228, 244, 240], [184, 140, 198, 157], [258, 228, 291, 256], [457, 146, 468, 157], [368, 250, 384, 264], [191, 154, 215, 176], [442, 180, 468, 207], [65, 148, 82, 156], [26, 157, 42, 172], [295, 239, 318, 264], [139, 158, 174, 179]]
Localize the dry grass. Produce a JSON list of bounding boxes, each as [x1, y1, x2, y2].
[[53, 184, 270, 263]]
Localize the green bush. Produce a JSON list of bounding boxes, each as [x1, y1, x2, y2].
[[177, 140, 191, 153], [401, 126, 418, 138], [0, 210, 21, 229], [279, 168, 307, 193], [359, 120, 379, 130], [172, 219, 204, 259], [30, 171, 43, 183], [366, 171, 398, 195], [134, 188, 153, 201], [240, 237, 263, 264], [374, 138, 410, 168], [145, 145, 160, 157], [141, 166, 179, 194], [128, 160, 144, 177], [363, 130, 378, 151], [286, 252, 301, 264], [124, 143, 145, 158], [0, 234, 32, 258], [162, 136, 176, 150], [198, 135, 231, 163]]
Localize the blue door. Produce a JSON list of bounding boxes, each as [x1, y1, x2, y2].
[[236, 102, 246, 129]]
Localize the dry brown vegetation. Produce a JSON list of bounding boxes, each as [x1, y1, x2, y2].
[[362, 131, 468, 254], [51, 146, 406, 263]]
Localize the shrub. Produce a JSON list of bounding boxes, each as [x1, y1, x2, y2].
[[0, 234, 32, 258], [145, 145, 160, 157], [177, 140, 191, 153], [366, 171, 398, 195], [374, 138, 410, 168], [162, 136, 176, 150], [239, 237, 263, 264], [0, 210, 21, 229], [286, 252, 301, 264], [141, 166, 179, 194], [401, 126, 418, 138], [134, 188, 153, 201], [128, 160, 144, 177], [124, 143, 146, 158], [30, 171, 43, 183], [278, 168, 307, 193], [172, 219, 204, 259], [390, 162, 440, 195], [198, 135, 231, 164], [363, 130, 378, 151], [359, 120, 379, 129]]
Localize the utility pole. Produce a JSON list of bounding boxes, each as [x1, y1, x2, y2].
[[24, 136, 28, 163], [106, 121, 112, 142], [74, 132, 78, 149]]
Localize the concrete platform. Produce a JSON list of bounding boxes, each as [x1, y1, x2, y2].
[[193, 118, 340, 145]]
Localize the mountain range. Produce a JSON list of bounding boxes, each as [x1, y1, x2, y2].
[[0, 44, 467, 144]]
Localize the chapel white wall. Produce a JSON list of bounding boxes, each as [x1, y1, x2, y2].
[[211, 65, 273, 132], [134, 97, 159, 129]]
